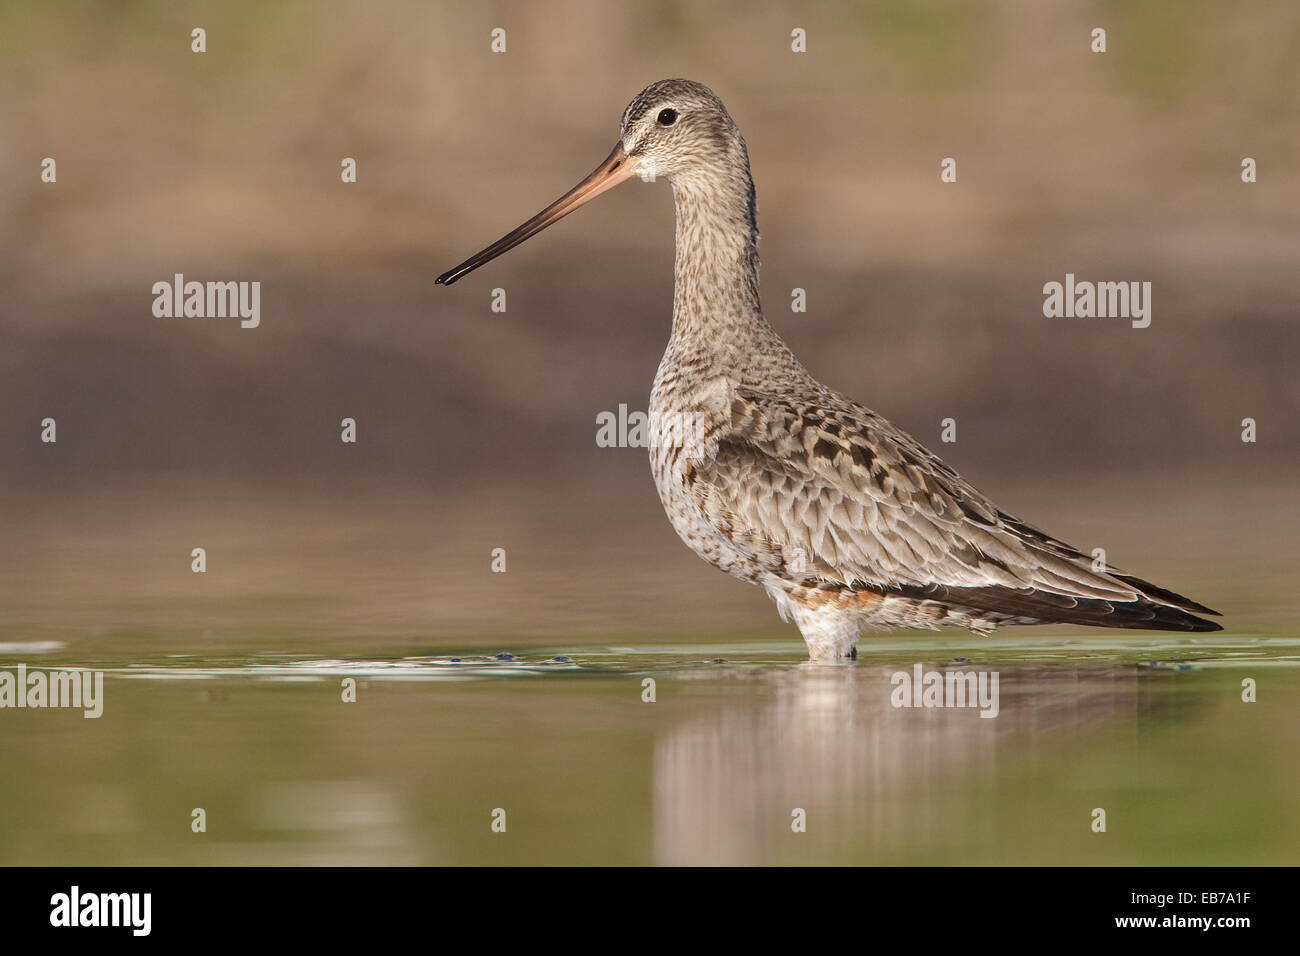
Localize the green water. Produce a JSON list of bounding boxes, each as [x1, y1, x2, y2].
[[1, 633, 1296, 865]]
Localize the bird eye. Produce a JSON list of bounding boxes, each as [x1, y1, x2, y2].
[[657, 108, 678, 127]]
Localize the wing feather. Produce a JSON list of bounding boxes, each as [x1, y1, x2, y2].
[[686, 387, 1220, 625]]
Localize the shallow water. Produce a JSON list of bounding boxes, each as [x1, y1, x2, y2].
[[1, 632, 1296, 865]]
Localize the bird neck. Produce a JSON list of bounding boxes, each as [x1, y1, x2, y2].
[[668, 162, 780, 370]]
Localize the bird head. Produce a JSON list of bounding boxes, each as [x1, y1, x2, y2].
[[435, 79, 745, 285]]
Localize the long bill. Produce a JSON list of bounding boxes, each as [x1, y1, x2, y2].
[[435, 141, 638, 285]]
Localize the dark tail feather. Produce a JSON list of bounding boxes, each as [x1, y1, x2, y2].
[[1109, 572, 1222, 618], [1059, 598, 1223, 633], [883, 583, 1224, 633]]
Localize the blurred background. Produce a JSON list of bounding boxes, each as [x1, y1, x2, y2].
[[2, 0, 1298, 870], [2, 0, 1298, 649]]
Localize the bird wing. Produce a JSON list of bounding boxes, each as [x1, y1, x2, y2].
[[685, 386, 1219, 622]]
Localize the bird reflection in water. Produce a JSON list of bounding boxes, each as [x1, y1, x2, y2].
[[652, 662, 1145, 865]]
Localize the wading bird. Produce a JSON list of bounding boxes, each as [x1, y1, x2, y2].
[[436, 79, 1222, 661]]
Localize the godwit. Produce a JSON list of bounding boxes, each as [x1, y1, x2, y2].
[[436, 79, 1222, 661]]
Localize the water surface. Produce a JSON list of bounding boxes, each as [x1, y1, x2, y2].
[[2, 633, 1295, 865]]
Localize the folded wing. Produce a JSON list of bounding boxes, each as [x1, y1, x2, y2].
[[685, 387, 1221, 632]]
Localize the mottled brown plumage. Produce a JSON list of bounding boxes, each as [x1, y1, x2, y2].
[[438, 79, 1222, 661]]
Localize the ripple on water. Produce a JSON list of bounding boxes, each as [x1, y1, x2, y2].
[[0, 641, 67, 654], [109, 656, 585, 683], [28, 632, 1300, 685]]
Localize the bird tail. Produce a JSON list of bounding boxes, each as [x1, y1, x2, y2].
[[881, 580, 1223, 633], [1097, 572, 1223, 632]]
